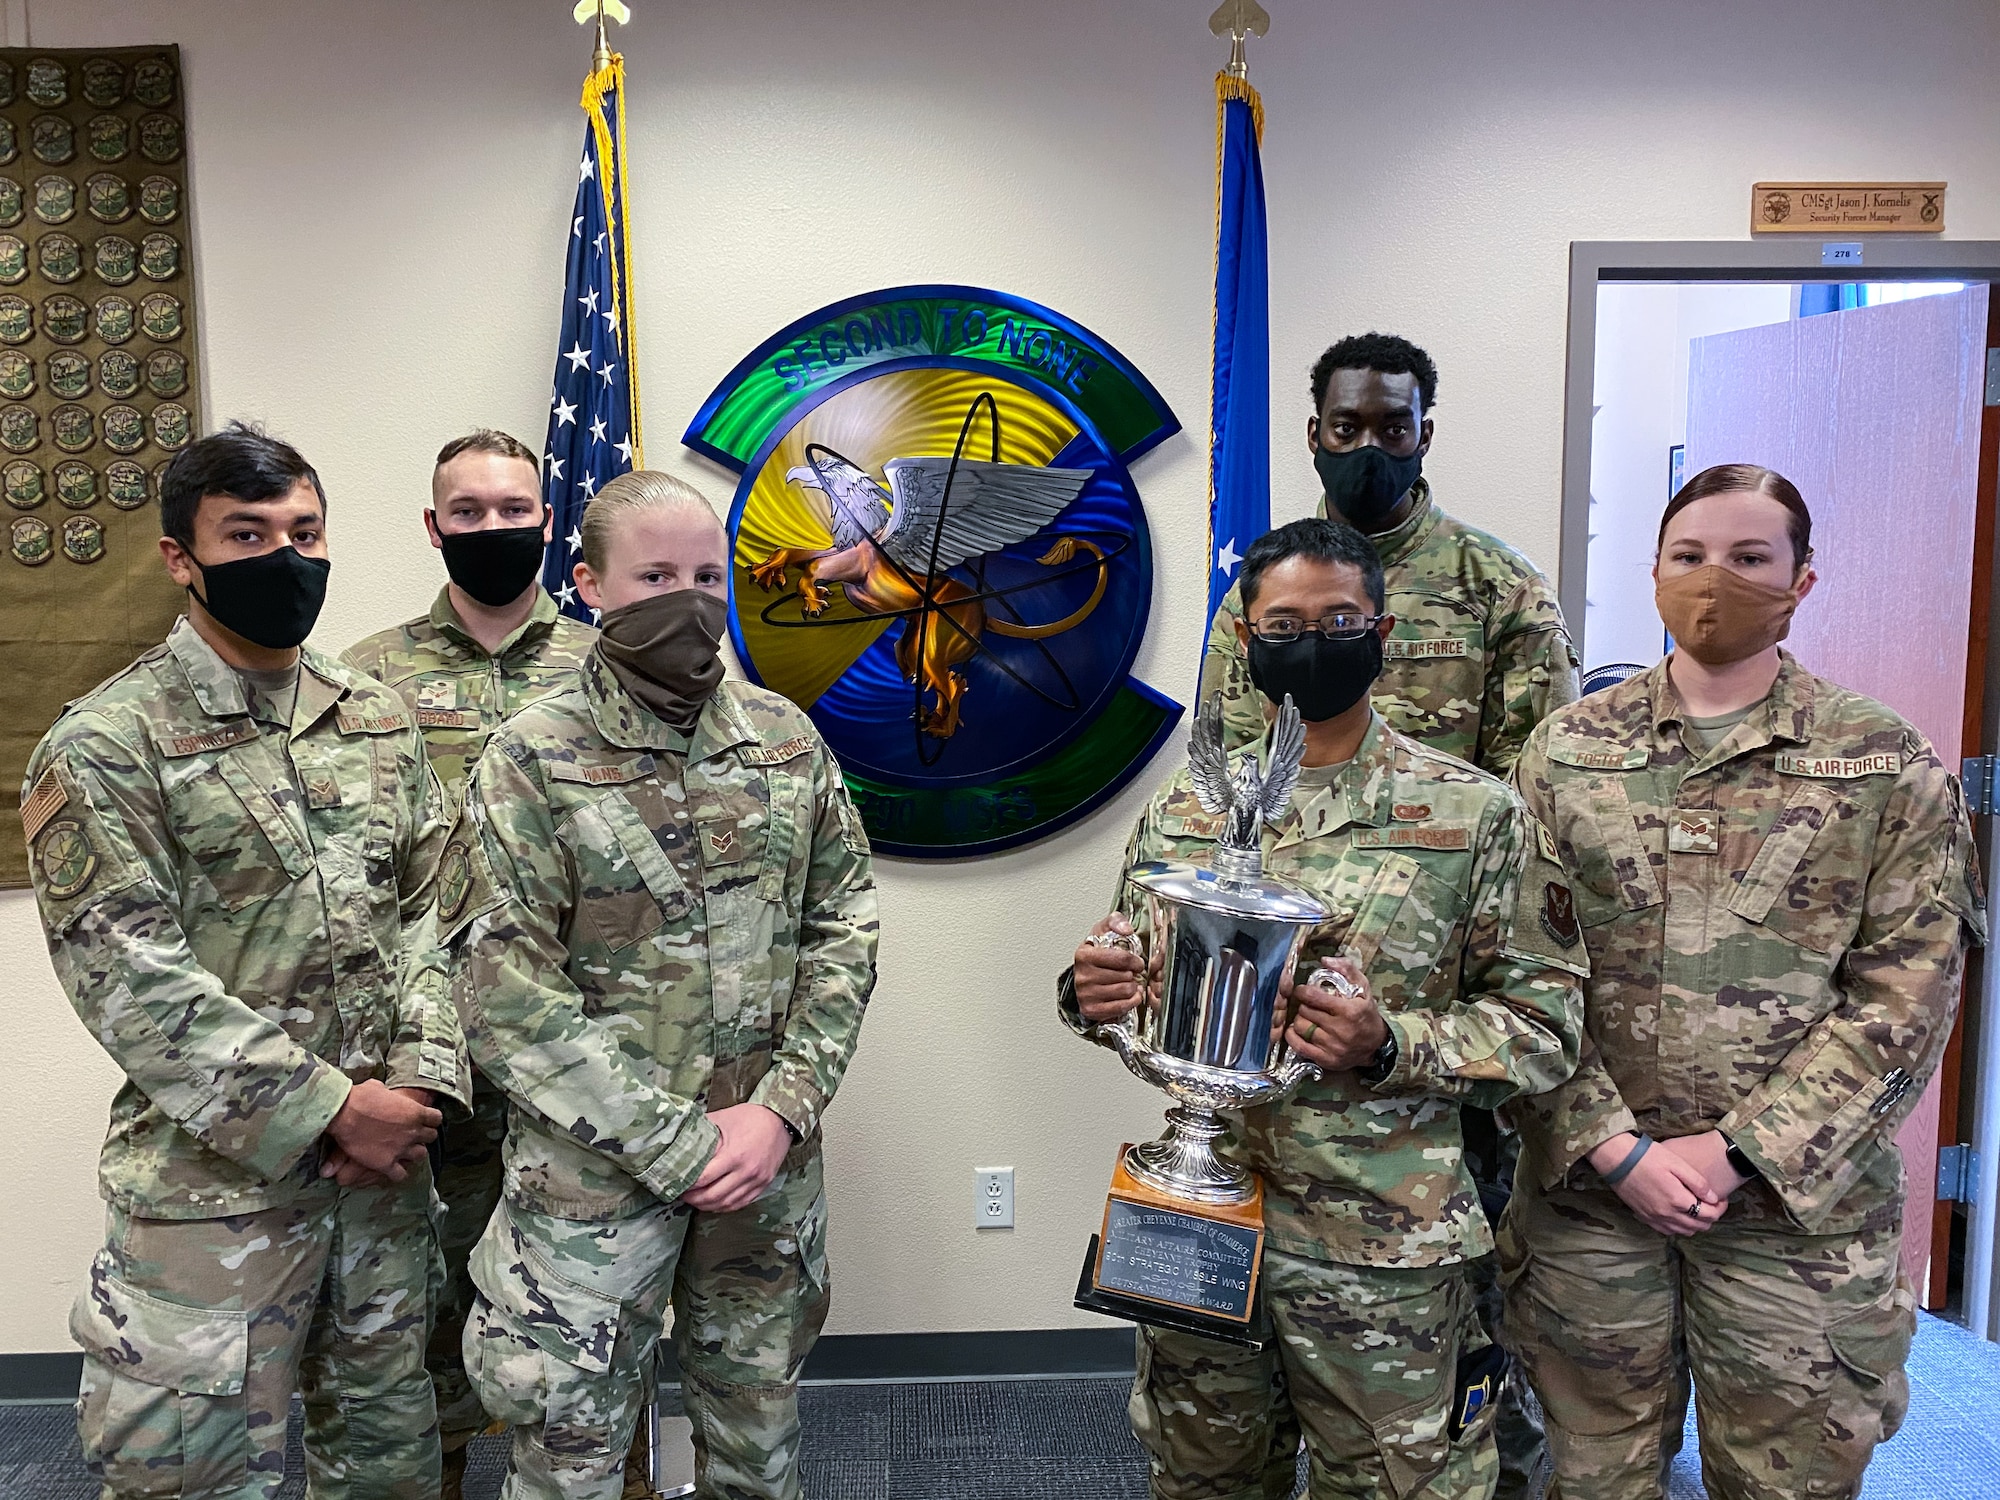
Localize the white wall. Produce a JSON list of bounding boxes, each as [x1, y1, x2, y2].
[[1587, 282, 1796, 670], [5, 0, 1999, 1354]]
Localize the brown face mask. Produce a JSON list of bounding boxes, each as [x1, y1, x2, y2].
[[595, 588, 727, 730], [1655, 563, 1799, 666]]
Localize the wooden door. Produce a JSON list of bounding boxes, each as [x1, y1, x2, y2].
[[1685, 284, 1992, 1305]]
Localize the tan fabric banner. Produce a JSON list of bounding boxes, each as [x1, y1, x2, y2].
[[0, 46, 195, 885]]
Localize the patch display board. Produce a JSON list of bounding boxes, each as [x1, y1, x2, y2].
[[0, 47, 194, 885]]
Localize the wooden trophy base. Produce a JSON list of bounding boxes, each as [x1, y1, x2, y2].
[[1072, 1145, 1271, 1348]]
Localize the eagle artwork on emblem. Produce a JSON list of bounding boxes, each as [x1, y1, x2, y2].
[[750, 420, 1112, 741]]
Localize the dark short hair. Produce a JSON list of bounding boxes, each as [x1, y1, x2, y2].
[[435, 428, 539, 471], [159, 421, 325, 547], [1311, 332, 1439, 416], [1239, 517, 1385, 614], [1658, 463, 1812, 570]]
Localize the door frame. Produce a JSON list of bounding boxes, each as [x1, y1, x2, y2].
[[1558, 239, 2000, 1335]]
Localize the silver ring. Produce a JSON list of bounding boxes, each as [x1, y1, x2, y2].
[[1685, 1201, 1702, 1217]]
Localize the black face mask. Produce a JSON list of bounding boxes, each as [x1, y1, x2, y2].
[[187, 546, 331, 650], [1314, 443, 1422, 530], [1247, 629, 1383, 723], [438, 522, 547, 608]]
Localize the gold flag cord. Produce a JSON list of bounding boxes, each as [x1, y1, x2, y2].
[[581, 54, 644, 465]]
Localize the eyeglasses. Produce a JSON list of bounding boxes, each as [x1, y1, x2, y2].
[[1248, 612, 1384, 643]]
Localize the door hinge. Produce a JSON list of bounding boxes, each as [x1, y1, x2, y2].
[[1940, 1143, 1980, 1205], [1963, 756, 1999, 816], [1987, 348, 2000, 406]]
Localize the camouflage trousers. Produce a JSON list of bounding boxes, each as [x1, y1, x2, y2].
[[1131, 1250, 1500, 1500], [428, 1068, 510, 1449], [70, 1169, 445, 1500], [1462, 1107, 1550, 1500], [1498, 1175, 1915, 1500], [464, 1142, 830, 1500]]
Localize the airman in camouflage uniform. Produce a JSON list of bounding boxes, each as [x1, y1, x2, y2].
[[1201, 339, 1578, 1497], [30, 610, 465, 1499], [1069, 519, 1585, 1500], [345, 560, 595, 1466], [1503, 652, 1984, 1500], [1199, 478, 1575, 773], [441, 654, 877, 1500]]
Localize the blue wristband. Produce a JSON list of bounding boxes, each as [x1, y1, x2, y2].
[[1600, 1133, 1653, 1187]]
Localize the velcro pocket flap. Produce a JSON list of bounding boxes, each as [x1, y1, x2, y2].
[[71, 1259, 248, 1396], [470, 1224, 621, 1374], [1727, 783, 1838, 927]]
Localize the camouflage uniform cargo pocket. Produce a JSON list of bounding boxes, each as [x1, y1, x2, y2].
[[1811, 1271, 1917, 1492], [465, 1219, 635, 1457], [1727, 783, 1854, 955], [71, 1259, 249, 1498], [1366, 1391, 1453, 1499]]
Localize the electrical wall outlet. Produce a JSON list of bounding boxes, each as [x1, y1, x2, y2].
[[974, 1166, 1014, 1229]]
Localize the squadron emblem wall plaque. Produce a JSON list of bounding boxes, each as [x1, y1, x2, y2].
[[0, 45, 197, 885], [687, 285, 1184, 857]]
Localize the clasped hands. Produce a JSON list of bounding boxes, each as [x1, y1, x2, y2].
[[1587, 1129, 1751, 1237], [1072, 915, 1389, 1073]]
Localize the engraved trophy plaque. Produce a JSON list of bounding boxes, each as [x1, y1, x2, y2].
[[1071, 695, 1354, 1345]]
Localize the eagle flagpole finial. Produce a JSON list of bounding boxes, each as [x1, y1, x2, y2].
[[1208, 0, 1270, 80], [573, 0, 632, 72]]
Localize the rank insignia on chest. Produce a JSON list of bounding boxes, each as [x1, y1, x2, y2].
[[1669, 809, 1718, 854], [415, 681, 456, 710], [1541, 882, 1581, 948], [708, 827, 737, 856]]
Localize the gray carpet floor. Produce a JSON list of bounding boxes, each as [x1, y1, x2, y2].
[[7, 1313, 1997, 1498]]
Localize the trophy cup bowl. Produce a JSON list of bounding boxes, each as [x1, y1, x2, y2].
[[1086, 853, 1342, 1205]]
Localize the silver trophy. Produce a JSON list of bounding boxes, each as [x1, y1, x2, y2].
[[1085, 694, 1355, 1206]]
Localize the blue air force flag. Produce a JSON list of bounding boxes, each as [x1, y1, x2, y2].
[[542, 55, 642, 620], [1205, 71, 1270, 645]]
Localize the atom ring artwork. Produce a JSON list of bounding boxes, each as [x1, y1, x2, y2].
[[688, 285, 1184, 856]]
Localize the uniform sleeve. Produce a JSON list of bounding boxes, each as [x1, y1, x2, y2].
[[1197, 582, 1266, 754], [1475, 572, 1578, 779], [384, 744, 470, 1113], [1503, 729, 1641, 1182], [23, 719, 352, 1181], [444, 740, 722, 1203], [1369, 789, 1586, 1108], [749, 745, 880, 1137], [1718, 743, 1984, 1227]]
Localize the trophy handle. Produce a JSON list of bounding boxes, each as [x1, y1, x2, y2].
[[1276, 961, 1363, 1086], [1082, 929, 1146, 1059]]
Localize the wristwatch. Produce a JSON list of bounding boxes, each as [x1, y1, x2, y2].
[[1723, 1136, 1758, 1181], [1358, 1029, 1399, 1085]]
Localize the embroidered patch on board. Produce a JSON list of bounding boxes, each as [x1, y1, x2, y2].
[[1541, 881, 1581, 948]]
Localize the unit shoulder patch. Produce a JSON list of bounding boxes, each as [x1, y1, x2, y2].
[[436, 840, 473, 926], [739, 734, 814, 766], [1541, 881, 1581, 949], [34, 815, 97, 899], [1774, 751, 1902, 780]]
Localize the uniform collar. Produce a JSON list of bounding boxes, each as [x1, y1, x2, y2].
[[165, 615, 348, 737], [1645, 650, 1815, 750], [1317, 476, 1438, 567], [1269, 710, 1397, 846], [429, 584, 561, 661], [582, 652, 755, 761]]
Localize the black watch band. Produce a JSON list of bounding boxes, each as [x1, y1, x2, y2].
[[1723, 1138, 1758, 1180], [1359, 1030, 1399, 1084]]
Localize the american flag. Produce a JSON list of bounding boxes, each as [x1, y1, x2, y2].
[[541, 55, 640, 620]]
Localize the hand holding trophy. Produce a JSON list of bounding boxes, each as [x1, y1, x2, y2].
[[1069, 694, 1343, 1344]]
